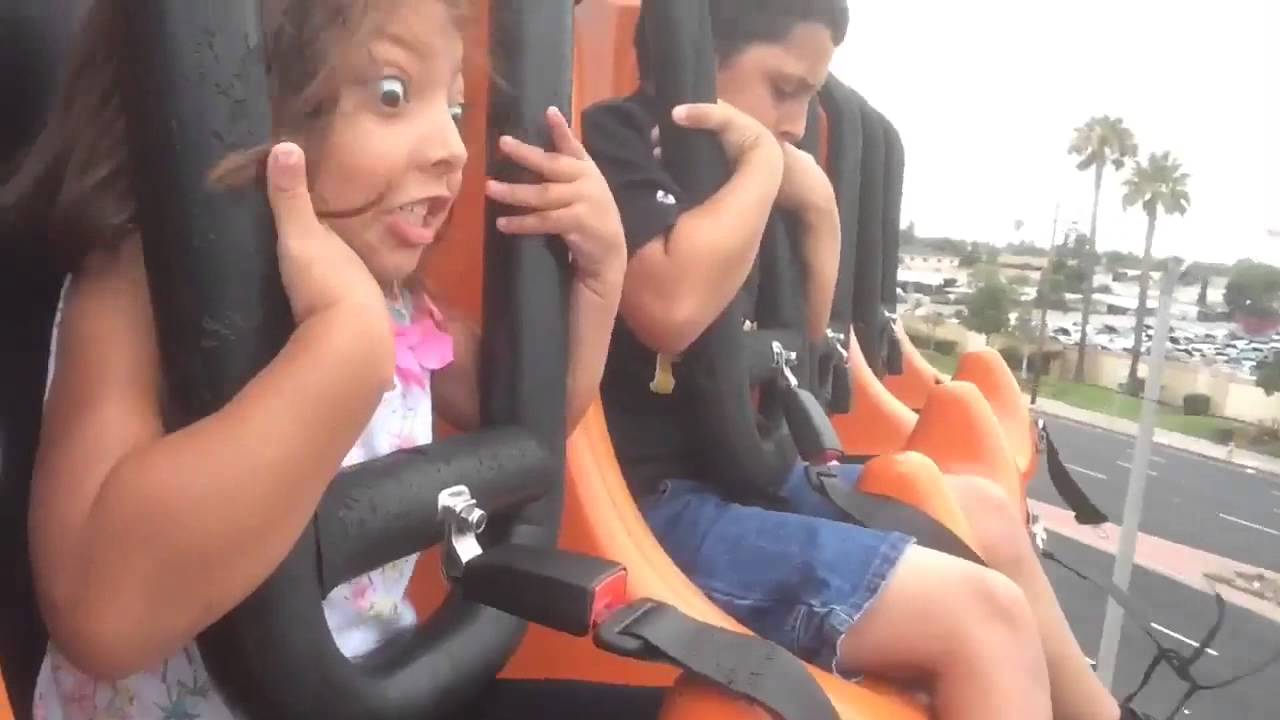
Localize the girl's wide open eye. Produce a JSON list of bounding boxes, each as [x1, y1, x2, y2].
[[377, 76, 410, 109]]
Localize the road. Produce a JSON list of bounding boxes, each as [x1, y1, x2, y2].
[[1046, 534, 1280, 719], [1032, 416, 1280, 573], [1032, 416, 1280, 717]]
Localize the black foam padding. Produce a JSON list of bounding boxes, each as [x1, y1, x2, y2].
[[852, 105, 888, 373], [0, 2, 84, 717], [317, 428, 554, 594], [818, 79, 865, 332], [783, 387, 842, 464], [881, 120, 905, 311]]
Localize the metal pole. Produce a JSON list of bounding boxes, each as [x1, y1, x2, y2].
[[1095, 257, 1183, 688], [1029, 203, 1060, 404]]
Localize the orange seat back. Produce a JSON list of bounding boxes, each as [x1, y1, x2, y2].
[[830, 332, 917, 457], [881, 326, 945, 410]]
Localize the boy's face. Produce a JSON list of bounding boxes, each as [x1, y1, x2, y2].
[[715, 21, 836, 145]]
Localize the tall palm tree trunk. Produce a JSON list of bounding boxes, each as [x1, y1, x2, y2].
[[1073, 163, 1106, 381], [1126, 210, 1158, 393]]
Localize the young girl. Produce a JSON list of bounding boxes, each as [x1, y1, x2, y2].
[[2, 0, 634, 718]]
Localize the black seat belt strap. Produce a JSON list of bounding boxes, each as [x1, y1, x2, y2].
[[1040, 421, 1109, 526], [596, 600, 839, 720], [807, 464, 987, 567]]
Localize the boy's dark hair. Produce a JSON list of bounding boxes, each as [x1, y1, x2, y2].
[[635, 0, 849, 85]]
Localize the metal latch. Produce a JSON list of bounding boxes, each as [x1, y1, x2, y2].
[[772, 340, 799, 389], [825, 329, 850, 365], [439, 485, 487, 580]]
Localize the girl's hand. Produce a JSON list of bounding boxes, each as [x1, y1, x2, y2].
[[485, 107, 626, 302], [265, 143, 387, 325]]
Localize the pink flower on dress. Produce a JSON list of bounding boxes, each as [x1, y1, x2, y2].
[[394, 313, 454, 389], [349, 576, 377, 612], [59, 672, 97, 719]]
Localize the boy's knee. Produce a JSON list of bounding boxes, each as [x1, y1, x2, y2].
[[948, 568, 1039, 658], [948, 474, 1031, 568]]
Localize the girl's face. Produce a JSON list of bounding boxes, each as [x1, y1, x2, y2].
[[311, 0, 468, 290], [715, 21, 835, 146]]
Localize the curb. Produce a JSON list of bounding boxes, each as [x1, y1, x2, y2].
[[1204, 570, 1280, 609]]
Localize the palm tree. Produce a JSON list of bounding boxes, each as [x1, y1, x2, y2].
[[1122, 151, 1191, 393], [1068, 115, 1139, 381]]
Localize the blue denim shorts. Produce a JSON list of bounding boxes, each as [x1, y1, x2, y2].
[[638, 463, 915, 677]]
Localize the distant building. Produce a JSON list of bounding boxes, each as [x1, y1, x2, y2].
[[997, 255, 1049, 271], [901, 254, 961, 271], [898, 270, 952, 294]]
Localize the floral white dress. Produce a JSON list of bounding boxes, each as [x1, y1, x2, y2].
[[33, 289, 453, 720]]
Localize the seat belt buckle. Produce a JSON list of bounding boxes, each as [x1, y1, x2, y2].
[[456, 544, 630, 637], [441, 487, 630, 637], [804, 463, 839, 494]]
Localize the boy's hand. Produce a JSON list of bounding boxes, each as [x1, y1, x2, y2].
[[485, 107, 626, 302], [776, 143, 837, 220], [670, 100, 781, 168]]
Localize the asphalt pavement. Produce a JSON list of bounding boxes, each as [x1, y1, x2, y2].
[[1045, 534, 1280, 719], [1032, 416, 1280, 718]]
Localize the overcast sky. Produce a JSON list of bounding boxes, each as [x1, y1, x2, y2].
[[830, 0, 1278, 266]]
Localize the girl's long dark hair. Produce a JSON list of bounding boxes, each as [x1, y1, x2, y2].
[[0, 0, 467, 274]]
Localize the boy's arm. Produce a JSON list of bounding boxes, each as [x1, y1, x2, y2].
[[622, 146, 782, 355], [777, 143, 841, 342], [796, 201, 841, 342], [584, 101, 782, 357]]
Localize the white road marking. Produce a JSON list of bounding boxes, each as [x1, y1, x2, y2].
[[1117, 461, 1159, 477], [1067, 464, 1108, 479], [1150, 622, 1221, 657], [1150, 455, 1167, 464], [1218, 513, 1280, 537]]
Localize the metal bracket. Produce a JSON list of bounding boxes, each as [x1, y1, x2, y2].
[[772, 340, 800, 389], [1029, 510, 1048, 554], [439, 485, 488, 580], [825, 329, 850, 365]]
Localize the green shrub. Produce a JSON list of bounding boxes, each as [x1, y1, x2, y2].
[[934, 340, 959, 356], [1183, 393, 1211, 416]]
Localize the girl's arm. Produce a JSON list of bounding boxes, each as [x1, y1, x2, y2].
[[431, 316, 480, 432], [564, 267, 624, 429], [432, 270, 620, 433], [30, 148, 395, 680]]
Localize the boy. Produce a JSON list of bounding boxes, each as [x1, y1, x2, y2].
[[584, 2, 1145, 719]]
